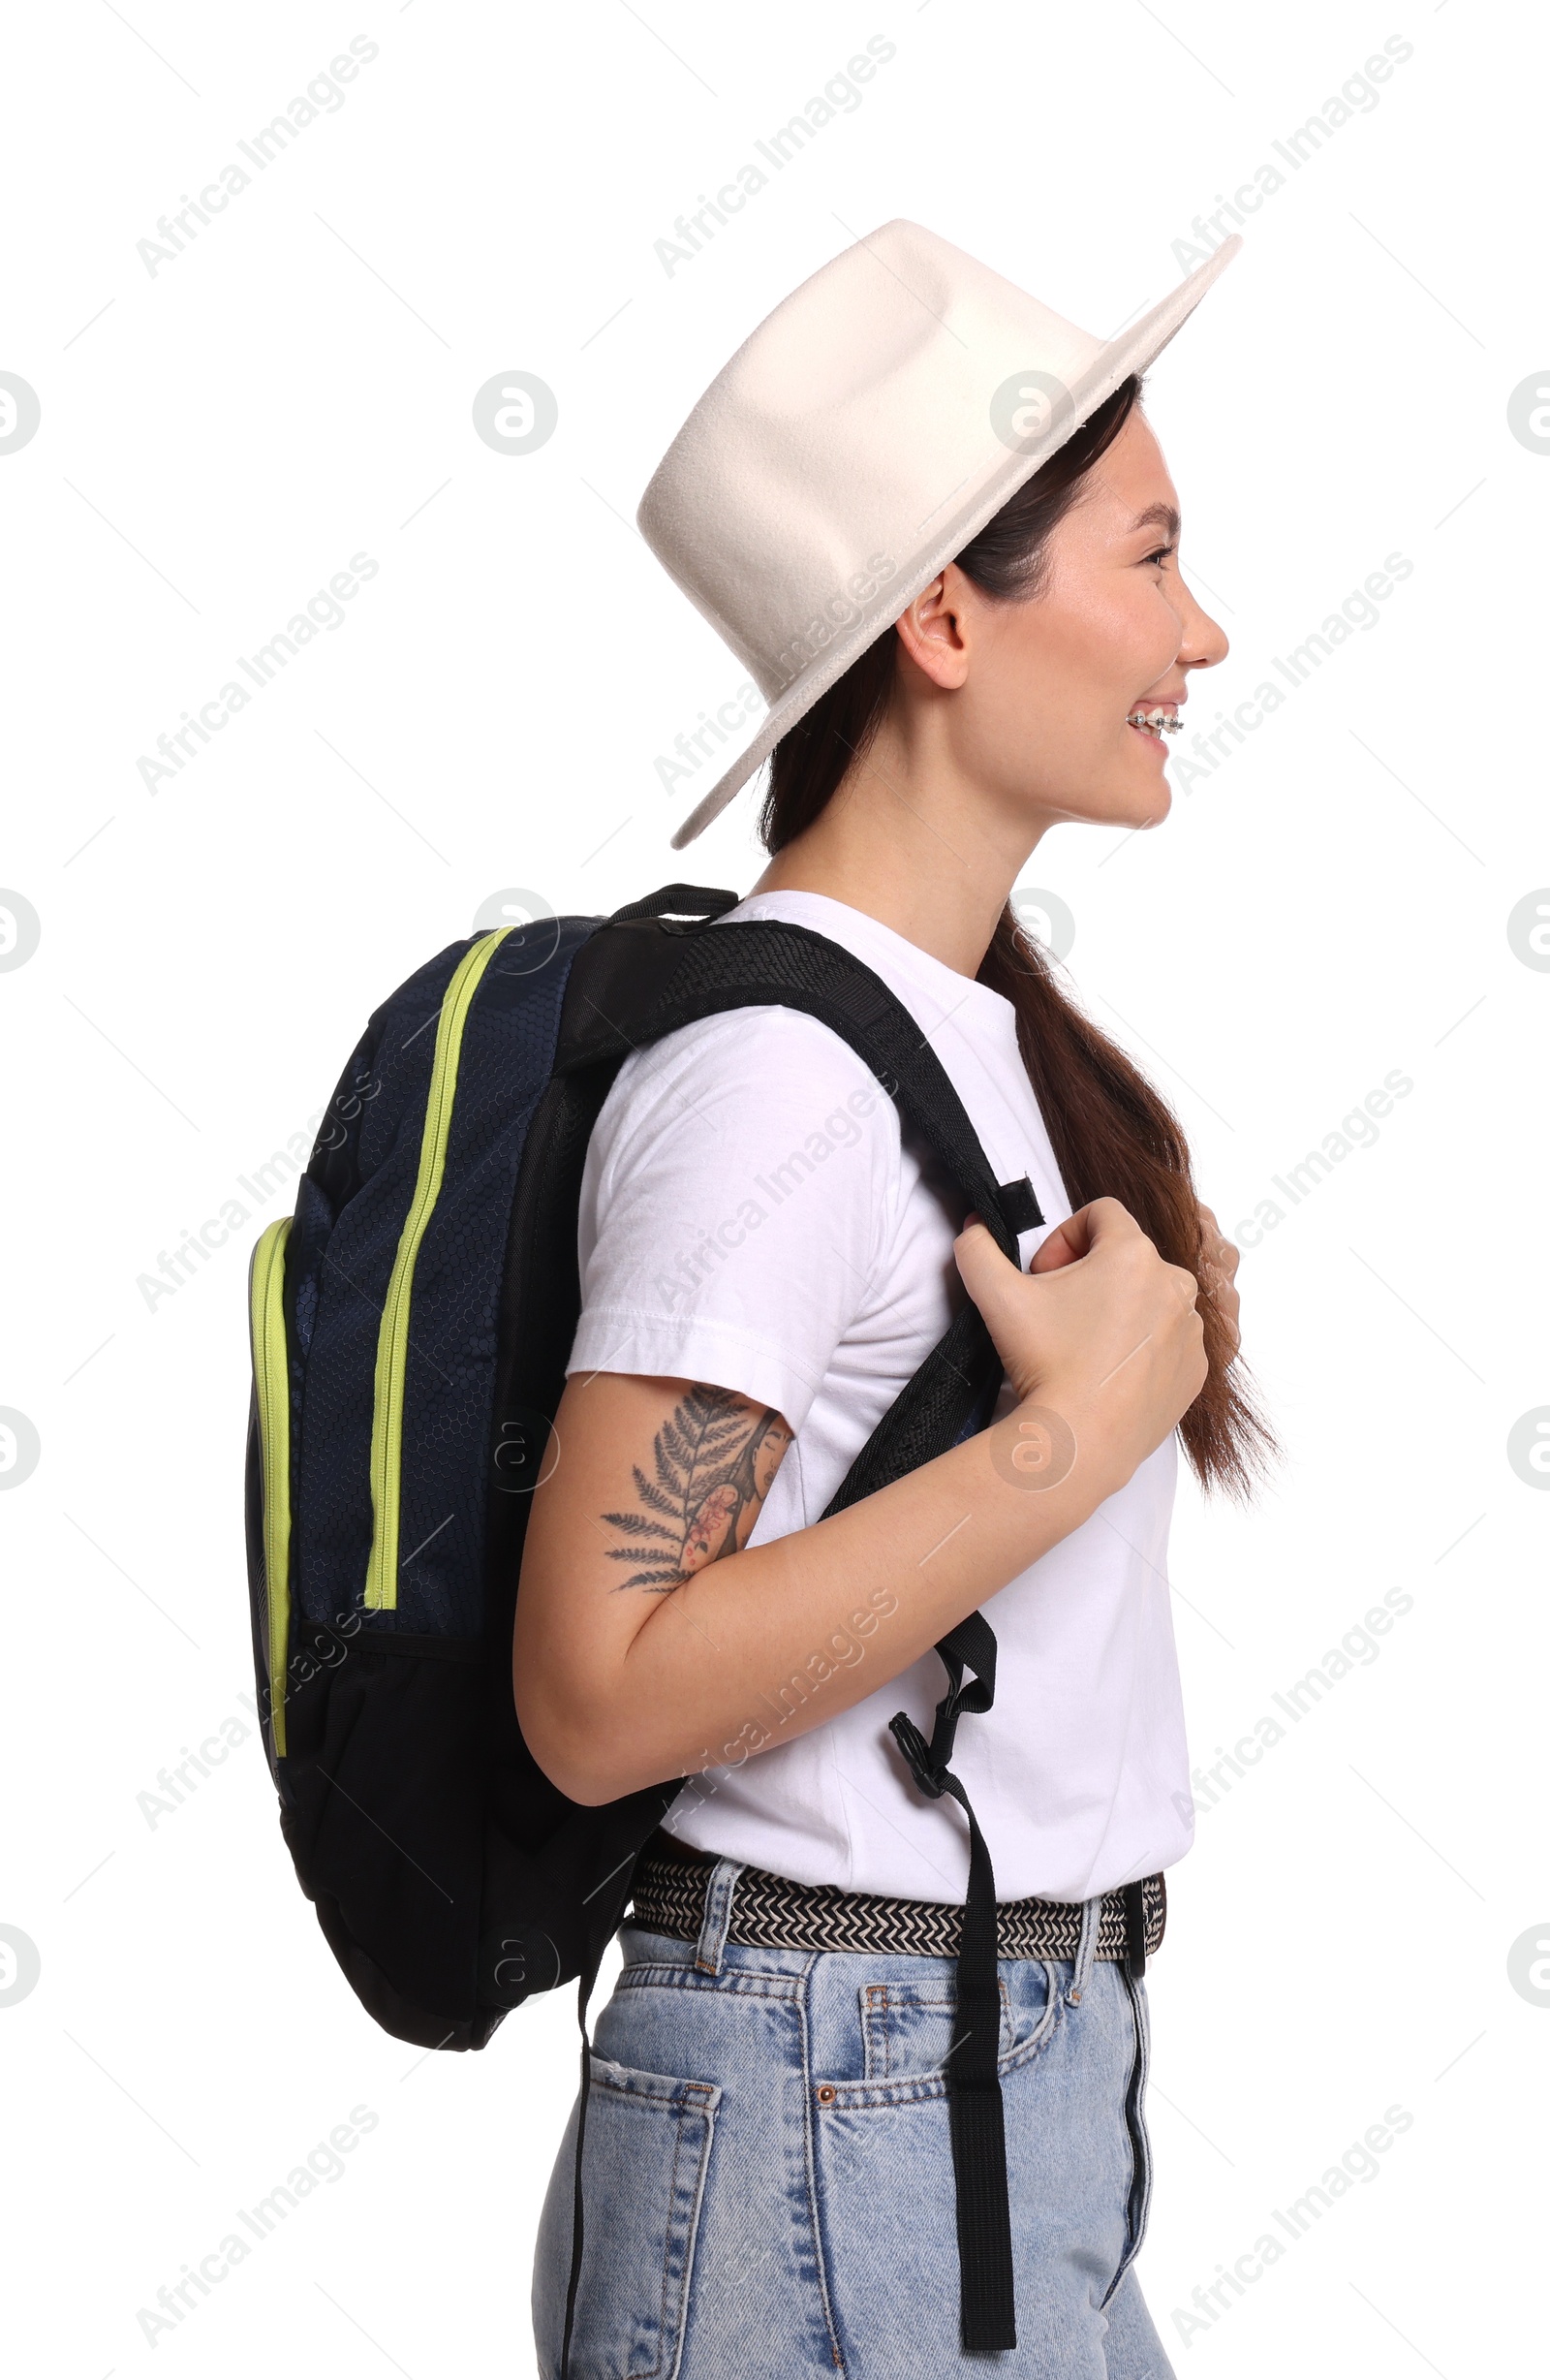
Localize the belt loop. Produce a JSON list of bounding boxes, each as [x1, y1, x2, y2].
[[1066, 1894, 1102, 2006], [695, 1856, 745, 1975]]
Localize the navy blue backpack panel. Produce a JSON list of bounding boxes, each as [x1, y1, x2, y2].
[[248, 907, 664, 2047], [290, 919, 591, 1644], [245, 885, 1042, 2357]]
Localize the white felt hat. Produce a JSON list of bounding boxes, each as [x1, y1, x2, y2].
[[637, 218, 1242, 849]]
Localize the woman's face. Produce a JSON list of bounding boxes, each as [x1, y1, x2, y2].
[[899, 407, 1227, 842]]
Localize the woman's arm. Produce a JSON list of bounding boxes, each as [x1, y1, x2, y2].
[[515, 1197, 1207, 1804]]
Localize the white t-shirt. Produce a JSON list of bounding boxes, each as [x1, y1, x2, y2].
[[568, 889, 1193, 1904]]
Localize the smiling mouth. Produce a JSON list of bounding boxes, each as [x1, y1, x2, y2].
[[1127, 706, 1183, 739]]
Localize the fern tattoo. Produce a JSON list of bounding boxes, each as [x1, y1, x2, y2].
[[602, 1383, 792, 1593]]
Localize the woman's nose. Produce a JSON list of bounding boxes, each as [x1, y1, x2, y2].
[[1177, 571, 1228, 671]]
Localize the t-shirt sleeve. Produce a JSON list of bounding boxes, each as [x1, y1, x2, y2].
[[567, 1006, 901, 1434]]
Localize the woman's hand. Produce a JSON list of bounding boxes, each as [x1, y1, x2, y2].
[[953, 1196, 1209, 1491]]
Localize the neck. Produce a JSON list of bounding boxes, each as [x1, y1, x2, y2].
[[749, 732, 1039, 980]]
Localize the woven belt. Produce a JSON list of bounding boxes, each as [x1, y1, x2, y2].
[[630, 1830, 1166, 1963]]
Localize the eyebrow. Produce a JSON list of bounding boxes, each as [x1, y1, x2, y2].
[[1128, 502, 1181, 541]]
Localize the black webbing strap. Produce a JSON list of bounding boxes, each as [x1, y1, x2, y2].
[[887, 1617, 1017, 2350], [998, 1173, 1043, 1236], [557, 1945, 604, 2380], [1123, 1879, 1148, 1980]]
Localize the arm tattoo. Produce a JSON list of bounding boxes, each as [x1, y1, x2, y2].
[[601, 1382, 793, 1593]]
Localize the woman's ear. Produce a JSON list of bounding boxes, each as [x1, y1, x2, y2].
[[892, 565, 973, 691]]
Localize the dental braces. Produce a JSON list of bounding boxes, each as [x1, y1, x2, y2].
[[1128, 708, 1184, 736]]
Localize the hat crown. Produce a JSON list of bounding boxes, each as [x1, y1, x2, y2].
[[637, 219, 1104, 704]]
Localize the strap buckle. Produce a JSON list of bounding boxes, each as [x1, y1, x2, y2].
[[887, 1712, 948, 1801], [888, 1613, 997, 1804]]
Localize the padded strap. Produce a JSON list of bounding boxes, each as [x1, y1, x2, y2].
[[611, 914, 1026, 1508], [822, 1303, 1002, 1519], [558, 916, 1026, 1261]]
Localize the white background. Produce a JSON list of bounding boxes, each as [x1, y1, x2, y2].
[[2, 1, 1545, 2373]]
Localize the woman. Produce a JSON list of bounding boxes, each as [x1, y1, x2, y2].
[[519, 222, 1277, 2378]]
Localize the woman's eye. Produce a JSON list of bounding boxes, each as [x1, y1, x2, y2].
[[1144, 544, 1176, 569]]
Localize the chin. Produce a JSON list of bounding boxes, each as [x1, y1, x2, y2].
[[1068, 767, 1172, 832], [1116, 745, 1173, 829], [1129, 775, 1172, 829], [1016, 759, 1173, 835]]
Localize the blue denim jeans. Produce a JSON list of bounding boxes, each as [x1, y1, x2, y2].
[[532, 1856, 1174, 2378]]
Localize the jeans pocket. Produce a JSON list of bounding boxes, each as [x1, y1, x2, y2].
[[858, 1975, 1014, 2084], [532, 2053, 721, 2380], [1101, 1969, 1154, 2308]]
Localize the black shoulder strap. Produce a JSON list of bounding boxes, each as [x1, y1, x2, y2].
[[559, 900, 1041, 1506], [559, 908, 1038, 1262], [556, 893, 1031, 2349]]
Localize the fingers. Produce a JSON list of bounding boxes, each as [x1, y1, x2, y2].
[[1167, 1260, 1202, 1310], [952, 1214, 1020, 1296], [1028, 1215, 1086, 1271], [1196, 1200, 1240, 1280], [1030, 1197, 1139, 1271], [956, 1199, 1165, 1294], [952, 1217, 1038, 1356], [1078, 1195, 1145, 1244]]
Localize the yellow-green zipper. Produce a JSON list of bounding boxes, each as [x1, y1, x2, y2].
[[364, 928, 512, 1611], [249, 1216, 294, 1755]]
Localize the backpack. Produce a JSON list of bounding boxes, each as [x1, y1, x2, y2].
[[243, 882, 1049, 2358]]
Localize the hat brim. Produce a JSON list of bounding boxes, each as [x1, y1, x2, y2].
[[667, 233, 1242, 851]]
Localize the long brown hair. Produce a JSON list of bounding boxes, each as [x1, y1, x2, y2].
[[760, 375, 1279, 1501]]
